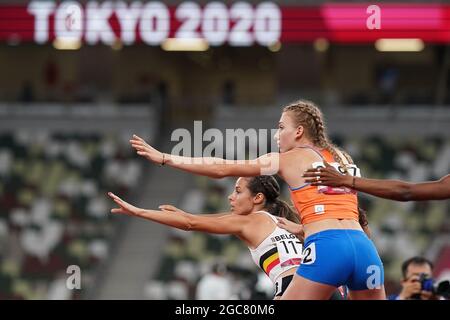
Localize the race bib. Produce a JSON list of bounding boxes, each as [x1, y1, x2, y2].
[[276, 239, 303, 267], [301, 242, 316, 265], [311, 162, 361, 195]]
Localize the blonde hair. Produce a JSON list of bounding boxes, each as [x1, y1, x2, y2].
[[283, 99, 353, 171]]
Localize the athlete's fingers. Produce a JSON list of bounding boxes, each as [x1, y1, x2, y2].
[[302, 171, 321, 178], [112, 198, 127, 209], [131, 142, 147, 149], [132, 145, 146, 151], [129, 139, 142, 146], [133, 135, 153, 148], [132, 143, 154, 153], [310, 180, 327, 186], [276, 217, 288, 226], [111, 208, 127, 214], [133, 134, 146, 142], [130, 139, 145, 145], [108, 193, 126, 209], [130, 141, 149, 150], [107, 191, 116, 198], [108, 192, 122, 202], [108, 192, 123, 203], [110, 195, 132, 209], [304, 177, 319, 183]]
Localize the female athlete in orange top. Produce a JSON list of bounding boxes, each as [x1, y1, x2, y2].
[[130, 100, 386, 300]]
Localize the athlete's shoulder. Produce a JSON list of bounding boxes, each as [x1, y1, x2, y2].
[[251, 210, 275, 220], [282, 147, 323, 161]]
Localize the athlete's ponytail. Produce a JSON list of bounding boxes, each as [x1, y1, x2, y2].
[[358, 206, 371, 238], [267, 198, 300, 224], [247, 176, 300, 224]]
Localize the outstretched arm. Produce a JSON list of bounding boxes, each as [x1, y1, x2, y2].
[[130, 135, 279, 178], [303, 162, 450, 201], [108, 193, 246, 234], [159, 205, 230, 218]]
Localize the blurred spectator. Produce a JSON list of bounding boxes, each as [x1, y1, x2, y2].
[[44, 59, 60, 101], [222, 80, 236, 106], [377, 66, 398, 104], [0, 131, 142, 299], [18, 81, 35, 103], [251, 272, 274, 299], [388, 256, 443, 300], [196, 262, 232, 300]]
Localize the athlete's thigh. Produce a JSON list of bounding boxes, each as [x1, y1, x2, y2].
[[349, 285, 386, 300], [280, 274, 337, 300]]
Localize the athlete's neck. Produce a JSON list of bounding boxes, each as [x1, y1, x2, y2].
[[253, 204, 266, 213], [294, 137, 316, 149]]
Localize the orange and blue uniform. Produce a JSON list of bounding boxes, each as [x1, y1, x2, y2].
[[289, 147, 359, 225], [288, 146, 384, 291]]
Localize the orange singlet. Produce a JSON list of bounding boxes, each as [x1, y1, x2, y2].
[[289, 146, 359, 225]]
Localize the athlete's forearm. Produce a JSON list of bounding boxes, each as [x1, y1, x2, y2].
[[135, 209, 240, 234], [352, 177, 416, 201], [164, 154, 262, 178], [135, 209, 193, 230], [164, 154, 233, 178]]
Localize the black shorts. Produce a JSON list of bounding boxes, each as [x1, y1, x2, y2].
[[274, 275, 294, 297]]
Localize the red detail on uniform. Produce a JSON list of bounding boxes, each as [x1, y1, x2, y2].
[[280, 258, 301, 268], [290, 149, 359, 225], [265, 258, 280, 275]]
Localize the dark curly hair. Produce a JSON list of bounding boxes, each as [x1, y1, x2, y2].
[[246, 176, 299, 224]]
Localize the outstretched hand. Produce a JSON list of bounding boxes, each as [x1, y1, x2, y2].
[[108, 192, 143, 216], [277, 217, 304, 239], [302, 160, 351, 187], [130, 134, 165, 165]]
